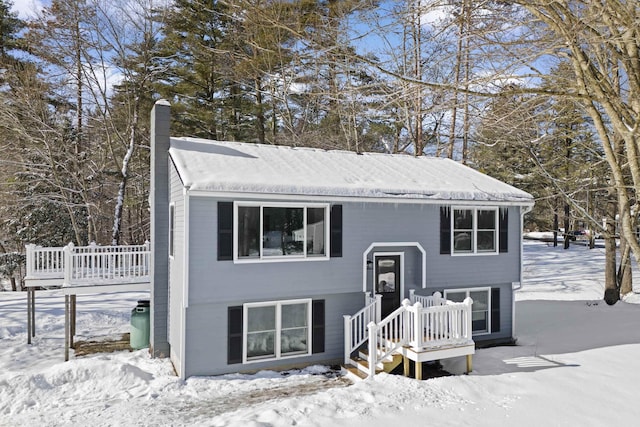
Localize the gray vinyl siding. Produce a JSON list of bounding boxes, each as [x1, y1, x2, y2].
[[168, 162, 185, 372], [178, 195, 521, 375], [183, 292, 363, 377]]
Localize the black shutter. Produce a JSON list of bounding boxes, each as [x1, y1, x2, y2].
[[218, 202, 233, 261], [440, 206, 451, 254], [491, 288, 500, 333], [330, 205, 342, 258], [228, 306, 243, 364], [499, 208, 508, 253], [312, 300, 325, 354]]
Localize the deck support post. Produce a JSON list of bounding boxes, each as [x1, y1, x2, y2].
[[31, 289, 36, 338], [415, 361, 422, 380], [70, 294, 76, 348], [403, 356, 410, 377], [27, 288, 32, 344], [64, 295, 70, 361], [466, 354, 473, 373]]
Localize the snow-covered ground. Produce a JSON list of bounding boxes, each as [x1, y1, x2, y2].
[[2, 241, 640, 426]]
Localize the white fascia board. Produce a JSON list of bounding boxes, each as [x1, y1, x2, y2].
[[186, 189, 534, 207]]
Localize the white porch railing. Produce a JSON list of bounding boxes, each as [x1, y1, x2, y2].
[[409, 289, 447, 308], [25, 242, 150, 287], [345, 293, 473, 379], [25, 245, 66, 279], [343, 294, 382, 365]]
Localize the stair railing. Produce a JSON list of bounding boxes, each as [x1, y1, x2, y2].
[[343, 294, 382, 365]]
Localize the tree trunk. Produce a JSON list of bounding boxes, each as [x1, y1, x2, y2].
[[604, 198, 619, 305], [111, 97, 140, 246], [563, 202, 570, 250], [553, 201, 559, 247], [618, 234, 633, 296]]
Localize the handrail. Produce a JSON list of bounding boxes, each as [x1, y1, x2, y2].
[[409, 290, 447, 308], [407, 297, 473, 348], [25, 244, 66, 279], [355, 295, 473, 379], [25, 242, 151, 286], [367, 300, 411, 378], [343, 294, 382, 365]]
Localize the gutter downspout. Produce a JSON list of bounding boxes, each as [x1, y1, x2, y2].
[[180, 185, 190, 379], [512, 204, 533, 342]]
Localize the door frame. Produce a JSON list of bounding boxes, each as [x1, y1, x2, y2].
[[361, 242, 426, 293], [373, 251, 404, 307]]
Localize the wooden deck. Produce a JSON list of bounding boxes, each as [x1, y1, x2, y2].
[[24, 242, 151, 361]]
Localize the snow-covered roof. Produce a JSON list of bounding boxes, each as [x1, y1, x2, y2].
[[168, 138, 533, 204]]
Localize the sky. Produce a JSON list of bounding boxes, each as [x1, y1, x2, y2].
[[2, 241, 640, 425], [11, 0, 43, 19]]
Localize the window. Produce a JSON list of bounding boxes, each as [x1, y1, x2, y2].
[[169, 204, 175, 257], [444, 288, 491, 335], [452, 208, 498, 254], [243, 299, 312, 362], [235, 203, 328, 261]]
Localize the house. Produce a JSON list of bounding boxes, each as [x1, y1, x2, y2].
[[148, 101, 534, 379]]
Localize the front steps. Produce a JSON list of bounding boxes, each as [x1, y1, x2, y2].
[[345, 342, 474, 380]]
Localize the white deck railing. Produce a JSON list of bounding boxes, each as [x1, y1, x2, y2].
[[25, 242, 150, 287], [345, 292, 473, 379], [409, 289, 448, 308], [26, 245, 66, 279], [343, 294, 381, 365]]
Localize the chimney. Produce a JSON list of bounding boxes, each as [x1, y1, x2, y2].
[[149, 100, 171, 357]]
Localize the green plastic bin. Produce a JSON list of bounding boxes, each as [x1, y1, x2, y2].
[[130, 300, 150, 350]]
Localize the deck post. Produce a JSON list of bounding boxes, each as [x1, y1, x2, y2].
[[403, 356, 410, 377], [63, 243, 73, 286], [367, 321, 377, 379], [413, 302, 423, 348], [374, 294, 382, 323], [415, 361, 422, 380], [27, 288, 32, 344], [343, 315, 351, 365], [70, 294, 76, 348], [31, 289, 35, 338], [25, 244, 35, 278], [409, 289, 415, 303], [466, 354, 473, 373], [64, 295, 70, 361], [463, 297, 473, 339]]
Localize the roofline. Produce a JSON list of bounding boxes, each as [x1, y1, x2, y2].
[[185, 189, 535, 207]]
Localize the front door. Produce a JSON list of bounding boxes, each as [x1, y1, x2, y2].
[[375, 255, 401, 318]]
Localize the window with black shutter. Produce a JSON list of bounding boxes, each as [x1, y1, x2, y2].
[[312, 300, 325, 354], [440, 206, 451, 254], [218, 202, 234, 261], [227, 306, 243, 364], [499, 208, 509, 253], [491, 288, 500, 333], [330, 205, 342, 258]]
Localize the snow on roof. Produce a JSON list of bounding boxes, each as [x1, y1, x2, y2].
[[168, 138, 534, 204]]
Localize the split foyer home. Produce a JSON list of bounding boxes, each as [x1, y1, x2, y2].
[[148, 101, 534, 379]]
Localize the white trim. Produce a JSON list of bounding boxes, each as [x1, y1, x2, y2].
[[362, 242, 426, 293], [233, 201, 330, 263], [242, 298, 313, 364], [450, 206, 500, 256], [444, 287, 492, 336], [373, 252, 404, 304], [187, 189, 534, 207]]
